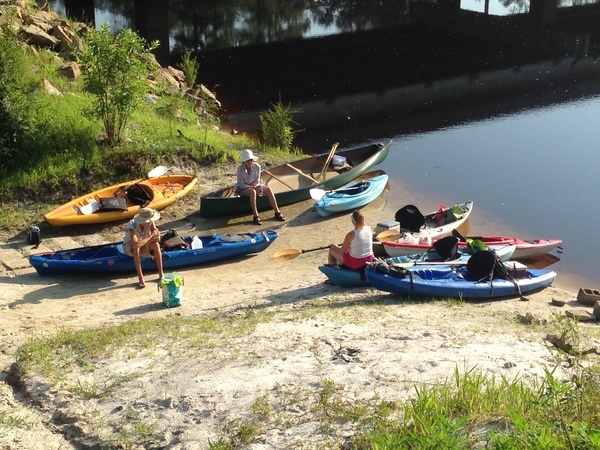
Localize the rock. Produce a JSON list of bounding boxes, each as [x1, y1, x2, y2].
[[57, 61, 80, 79], [43, 78, 61, 95], [565, 309, 597, 322], [22, 23, 60, 47]]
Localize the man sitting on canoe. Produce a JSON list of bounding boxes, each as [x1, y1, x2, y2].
[[236, 149, 286, 225], [123, 207, 164, 288]]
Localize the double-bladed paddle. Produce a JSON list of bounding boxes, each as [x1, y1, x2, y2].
[[273, 245, 331, 262]]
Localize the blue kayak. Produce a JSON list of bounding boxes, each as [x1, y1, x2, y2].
[[313, 172, 388, 217], [364, 264, 557, 298], [30, 231, 279, 276], [318, 243, 516, 288]]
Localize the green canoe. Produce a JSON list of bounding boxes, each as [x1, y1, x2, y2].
[[200, 139, 392, 218]]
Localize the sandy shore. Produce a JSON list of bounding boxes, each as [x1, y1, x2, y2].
[[0, 166, 596, 449]]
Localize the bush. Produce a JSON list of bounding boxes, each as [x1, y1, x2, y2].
[[78, 24, 159, 146], [259, 97, 301, 151]]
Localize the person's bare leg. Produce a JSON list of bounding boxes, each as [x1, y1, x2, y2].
[[132, 248, 145, 288], [265, 187, 280, 214], [328, 244, 343, 265], [246, 189, 259, 217], [150, 241, 164, 278]]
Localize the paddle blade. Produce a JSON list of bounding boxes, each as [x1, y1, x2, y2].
[[79, 200, 101, 215], [273, 248, 303, 262], [148, 165, 169, 178], [375, 230, 402, 242], [310, 188, 326, 200]]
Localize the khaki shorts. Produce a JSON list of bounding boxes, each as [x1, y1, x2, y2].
[[122, 241, 155, 258], [123, 242, 134, 257]]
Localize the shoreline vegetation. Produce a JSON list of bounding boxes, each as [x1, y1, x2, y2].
[[2, 1, 600, 449]]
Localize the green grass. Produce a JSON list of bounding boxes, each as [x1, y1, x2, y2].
[[0, 9, 301, 231]]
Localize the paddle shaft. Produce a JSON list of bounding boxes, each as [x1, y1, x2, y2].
[[301, 245, 330, 254], [285, 164, 319, 183], [263, 170, 294, 190], [319, 142, 339, 180]]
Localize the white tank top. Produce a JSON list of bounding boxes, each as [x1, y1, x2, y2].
[[350, 226, 373, 258]]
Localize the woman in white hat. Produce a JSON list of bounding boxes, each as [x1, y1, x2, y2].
[[123, 207, 164, 288], [235, 149, 286, 225]]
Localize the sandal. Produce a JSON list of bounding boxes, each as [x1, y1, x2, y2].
[[274, 212, 286, 222], [253, 215, 262, 225]]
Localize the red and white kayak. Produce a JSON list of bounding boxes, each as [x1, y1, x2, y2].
[[383, 235, 562, 260]]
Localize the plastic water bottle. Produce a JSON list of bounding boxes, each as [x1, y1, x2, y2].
[[191, 236, 203, 249]]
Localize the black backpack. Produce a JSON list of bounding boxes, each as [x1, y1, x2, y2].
[[394, 204, 425, 233], [466, 250, 512, 282]]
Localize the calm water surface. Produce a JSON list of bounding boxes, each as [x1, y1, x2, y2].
[[374, 97, 600, 293]]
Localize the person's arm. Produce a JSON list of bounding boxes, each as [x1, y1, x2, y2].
[[236, 164, 260, 189], [247, 163, 261, 188], [340, 230, 355, 254], [130, 225, 159, 248]]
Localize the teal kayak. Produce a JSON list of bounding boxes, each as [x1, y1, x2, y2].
[[313, 171, 388, 217]]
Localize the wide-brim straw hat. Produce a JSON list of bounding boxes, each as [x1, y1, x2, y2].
[[240, 149, 257, 162], [134, 207, 160, 224]]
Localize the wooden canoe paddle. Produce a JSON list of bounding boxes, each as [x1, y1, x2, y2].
[[319, 142, 340, 181], [273, 245, 331, 262]]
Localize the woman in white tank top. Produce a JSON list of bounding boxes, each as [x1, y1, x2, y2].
[[328, 210, 374, 270]]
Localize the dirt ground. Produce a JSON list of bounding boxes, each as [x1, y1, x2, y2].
[[0, 164, 596, 449]]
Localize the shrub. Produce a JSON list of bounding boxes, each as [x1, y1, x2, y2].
[[259, 96, 301, 151], [78, 24, 159, 146]]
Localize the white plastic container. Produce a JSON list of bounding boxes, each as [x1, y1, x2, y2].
[[332, 155, 346, 166], [191, 236, 203, 249]]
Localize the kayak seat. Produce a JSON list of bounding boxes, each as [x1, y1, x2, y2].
[[431, 236, 459, 261], [395, 204, 425, 233], [126, 183, 152, 206], [465, 250, 497, 281]]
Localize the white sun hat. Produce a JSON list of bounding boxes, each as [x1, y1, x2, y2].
[[240, 149, 257, 162]]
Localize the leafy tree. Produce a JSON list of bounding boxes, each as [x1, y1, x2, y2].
[[78, 23, 159, 146]]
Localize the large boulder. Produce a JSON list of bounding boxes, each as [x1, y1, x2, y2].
[[22, 23, 60, 47]]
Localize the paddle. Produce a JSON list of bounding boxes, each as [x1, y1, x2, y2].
[[273, 245, 331, 262], [319, 142, 340, 181], [374, 229, 402, 242]]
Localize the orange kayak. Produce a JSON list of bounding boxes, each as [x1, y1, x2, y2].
[[44, 174, 198, 226]]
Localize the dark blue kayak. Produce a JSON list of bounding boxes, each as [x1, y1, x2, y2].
[[364, 264, 557, 298], [30, 231, 279, 276]]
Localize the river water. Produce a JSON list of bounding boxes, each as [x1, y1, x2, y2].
[[372, 97, 600, 293], [47, 0, 600, 292]]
